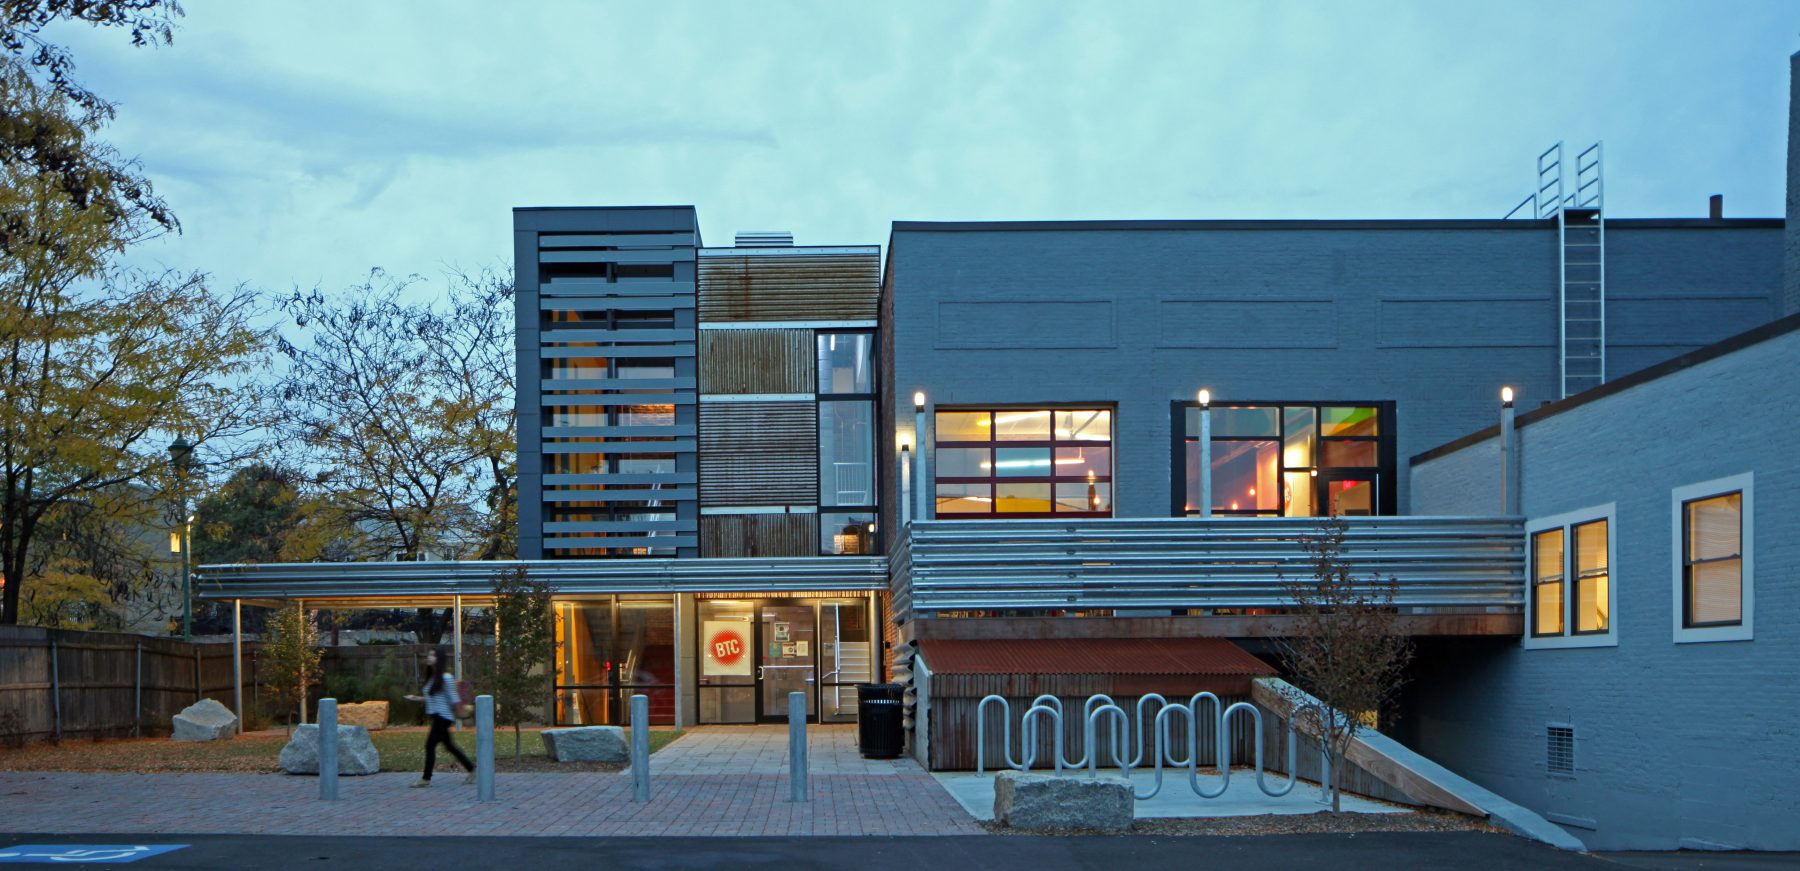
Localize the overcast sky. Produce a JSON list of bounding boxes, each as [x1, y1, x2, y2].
[[54, 0, 1799, 296]]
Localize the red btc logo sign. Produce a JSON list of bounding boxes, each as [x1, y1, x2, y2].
[[710, 630, 746, 665]]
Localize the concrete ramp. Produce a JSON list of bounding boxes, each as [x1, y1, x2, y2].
[[1253, 678, 1587, 852]]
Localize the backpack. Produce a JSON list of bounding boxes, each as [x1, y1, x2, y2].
[[454, 680, 475, 720]]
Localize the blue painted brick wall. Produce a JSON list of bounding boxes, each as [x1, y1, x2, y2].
[[1406, 329, 1800, 850]]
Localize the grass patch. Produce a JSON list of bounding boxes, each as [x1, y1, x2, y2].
[[0, 726, 681, 774]]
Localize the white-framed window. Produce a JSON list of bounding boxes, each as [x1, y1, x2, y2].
[[1672, 472, 1754, 644], [1523, 503, 1616, 650]]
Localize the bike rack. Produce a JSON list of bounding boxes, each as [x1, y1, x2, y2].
[[976, 692, 1332, 803]]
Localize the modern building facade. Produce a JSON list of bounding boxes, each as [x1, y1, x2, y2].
[[196, 50, 1800, 855]]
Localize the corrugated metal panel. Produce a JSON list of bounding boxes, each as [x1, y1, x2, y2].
[[918, 638, 1273, 676], [698, 250, 880, 322], [699, 402, 817, 506], [194, 556, 885, 603], [890, 516, 1526, 620], [700, 513, 819, 558], [699, 329, 814, 394]]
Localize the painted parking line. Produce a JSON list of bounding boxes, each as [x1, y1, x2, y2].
[[0, 845, 187, 863]]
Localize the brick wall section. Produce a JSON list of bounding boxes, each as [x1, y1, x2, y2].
[[1787, 51, 1800, 316], [1402, 329, 1800, 850], [886, 222, 1781, 520]]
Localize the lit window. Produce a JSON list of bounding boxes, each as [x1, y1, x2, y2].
[[1523, 507, 1615, 650], [1683, 492, 1742, 628], [935, 408, 1112, 518], [1181, 402, 1387, 517]]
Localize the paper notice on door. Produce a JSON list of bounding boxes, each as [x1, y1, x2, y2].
[[774, 622, 791, 642], [782, 643, 798, 657], [795, 640, 809, 657]]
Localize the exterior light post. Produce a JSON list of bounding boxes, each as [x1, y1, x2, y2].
[[1499, 386, 1517, 515], [1197, 389, 1212, 518], [912, 392, 928, 522], [898, 437, 913, 526], [167, 437, 194, 641]]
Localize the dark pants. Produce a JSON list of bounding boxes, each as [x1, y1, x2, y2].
[[423, 715, 472, 780]]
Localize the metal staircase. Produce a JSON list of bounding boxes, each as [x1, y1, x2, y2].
[[1507, 142, 1606, 398]]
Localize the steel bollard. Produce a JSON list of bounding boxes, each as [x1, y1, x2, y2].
[[318, 698, 338, 800], [475, 695, 496, 801], [631, 693, 650, 802], [788, 691, 809, 802]]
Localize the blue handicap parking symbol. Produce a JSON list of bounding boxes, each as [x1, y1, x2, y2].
[[0, 845, 187, 863]]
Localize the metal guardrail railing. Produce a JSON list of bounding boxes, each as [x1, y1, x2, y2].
[[890, 516, 1525, 619], [195, 556, 887, 603]]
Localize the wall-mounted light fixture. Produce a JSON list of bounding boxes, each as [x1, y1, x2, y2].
[[1197, 388, 1211, 410], [1501, 385, 1515, 408]]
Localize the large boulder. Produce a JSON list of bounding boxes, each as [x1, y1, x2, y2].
[[993, 771, 1134, 832], [336, 701, 390, 731], [170, 698, 238, 742], [540, 726, 628, 763], [279, 724, 381, 775]]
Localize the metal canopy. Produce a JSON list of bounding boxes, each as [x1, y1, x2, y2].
[[195, 556, 887, 605]]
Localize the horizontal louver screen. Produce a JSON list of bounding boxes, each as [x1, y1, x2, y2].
[[700, 402, 817, 506], [699, 329, 814, 394], [698, 251, 879, 321], [700, 514, 819, 558]]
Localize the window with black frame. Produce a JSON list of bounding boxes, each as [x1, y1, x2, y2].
[[818, 332, 878, 554], [934, 409, 1113, 518], [554, 597, 677, 726], [1178, 402, 1391, 517]]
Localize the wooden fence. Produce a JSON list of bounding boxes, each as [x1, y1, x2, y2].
[[0, 627, 497, 745], [0, 625, 260, 744]]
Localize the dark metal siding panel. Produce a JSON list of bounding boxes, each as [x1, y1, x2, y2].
[[698, 252, 881, 321], [699, 402, 818, 506], [699, 329, 814, 394], [699, 514, 819, 558]]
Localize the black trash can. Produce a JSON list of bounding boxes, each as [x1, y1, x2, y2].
[[857, 683, 905, 759]]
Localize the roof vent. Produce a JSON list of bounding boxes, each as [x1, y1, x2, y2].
[[735, 231, 794, 248]]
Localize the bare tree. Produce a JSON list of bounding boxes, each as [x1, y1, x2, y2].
[[275, 269, 515, 639], [1276, 518, 1414, 812]]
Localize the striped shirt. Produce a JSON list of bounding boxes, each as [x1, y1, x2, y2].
[[423, 674, 459, 721]]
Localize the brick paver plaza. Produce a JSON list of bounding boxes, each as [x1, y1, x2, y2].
[[0, 726, 983, 837]]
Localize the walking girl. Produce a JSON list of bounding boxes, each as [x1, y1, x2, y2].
[[406, 647, 473, 787]]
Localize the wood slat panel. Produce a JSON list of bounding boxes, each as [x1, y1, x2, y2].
[[699, 513, 819, 557], [699, 402, 817, 506], [698, 252, 880, 321], [699, 329, 814, 394]]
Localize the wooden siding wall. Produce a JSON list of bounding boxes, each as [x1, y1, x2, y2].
[[925, 677, 1260, 771], [699, 329, 814, 394], [700, 513, 819, 557], [0, 626, 259, 743], [698, 251, 881, 322], [1256, 705, 1420, 807], [699, 401, 817, 505]]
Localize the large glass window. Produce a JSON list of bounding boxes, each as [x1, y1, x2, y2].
[[555, 597, 675, 726], [820, 402, 875, 507], [1683, 492, 1742, 628], [935, 408, 1113, 518], [817, 333, 874, 395], [1180, 402, 1389, 517], [820, 511, 876, 555]]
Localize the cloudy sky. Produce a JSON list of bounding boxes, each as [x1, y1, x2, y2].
[[53, 0, 1798, 296]]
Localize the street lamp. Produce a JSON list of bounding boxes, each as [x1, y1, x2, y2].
[[167, 437, 194, 641]]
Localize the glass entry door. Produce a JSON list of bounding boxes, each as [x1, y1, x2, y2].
[[757, 602, 817, 722]]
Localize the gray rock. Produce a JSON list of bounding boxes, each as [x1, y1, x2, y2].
[[279, 724, 381, 775], [336, 701, 389, 731], [540, 726, 628, 763], [170, 698, 238, 742], [993, 771, 1134, 831]]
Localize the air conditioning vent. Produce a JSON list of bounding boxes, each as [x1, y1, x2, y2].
[[1547, 724, 1575, 775]]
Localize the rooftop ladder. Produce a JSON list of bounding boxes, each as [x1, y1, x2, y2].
[[1558, 143, 1605, 398]]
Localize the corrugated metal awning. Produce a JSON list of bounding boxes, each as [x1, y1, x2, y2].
[[918, 638, 1275, 677]]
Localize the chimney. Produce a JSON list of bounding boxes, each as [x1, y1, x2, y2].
[[1709, 194, 1723, 220], [734, 231, 794, 248]]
